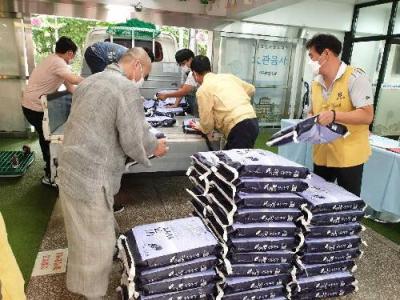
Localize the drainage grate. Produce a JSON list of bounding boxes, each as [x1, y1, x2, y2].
[[0, 151, 35, 177]]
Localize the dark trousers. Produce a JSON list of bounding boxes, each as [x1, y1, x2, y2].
[[313, 163, 364, 196], [22, 106, 50, 177], [224, 118, 259, 150], [84, 46, 107, 74]]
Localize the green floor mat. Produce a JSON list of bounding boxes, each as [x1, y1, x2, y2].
[[0, 137, 57, 282], [0, 150, 35, 177]]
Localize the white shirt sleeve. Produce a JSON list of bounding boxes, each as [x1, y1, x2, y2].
[[184, 72, 198, 87], [348, 68, 374, 108]]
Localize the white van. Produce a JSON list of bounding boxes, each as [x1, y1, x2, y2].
[[41, 27, 222, 181]]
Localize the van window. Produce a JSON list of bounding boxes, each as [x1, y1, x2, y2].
[[104, 38, 163, 62]]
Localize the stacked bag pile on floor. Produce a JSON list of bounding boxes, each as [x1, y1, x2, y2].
[[288, 174, 365, 300], [186, 149, 311, 300], [116, 217, 223, 300]]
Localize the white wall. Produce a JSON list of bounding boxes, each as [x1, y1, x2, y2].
[[245, 0, 354, 32]]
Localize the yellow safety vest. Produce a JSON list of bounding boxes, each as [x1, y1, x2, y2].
[[312, 66, 371, 167]]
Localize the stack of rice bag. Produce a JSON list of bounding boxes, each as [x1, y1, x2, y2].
[[117, 217, 223, 300], [288, 175, 365, 299], [186, 149, 311, 300]]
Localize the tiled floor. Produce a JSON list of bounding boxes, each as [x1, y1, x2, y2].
[[26, 175, 400, 300]]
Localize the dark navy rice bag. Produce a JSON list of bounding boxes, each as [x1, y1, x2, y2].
[[234, 208, 302, 224], [212, 149, 310, 180], [299, 174, 365, 214], [228, 250, 294, 264], [141, 269, 217, 295], [294, 259, 356, 277], [236, 192, 306, 209], [229, 251, 295, 264], [139, 256, 218, 284], [304, 223, 364, 238], [229, 236, 297, 252], [302, 235, 362, 253], [301, 210, 365, 226], [231, 222, 299, 238], [234, 177, 309, 194], [223, 274, 290, 294], [222, 285, 285, 300], [138, 283, 217, 300], [230, 263, 291, 277], [123, 217, 219, 269], [290, 284, 356, 299], [290, 271, 355, 293], [298, 248, 362, 264]]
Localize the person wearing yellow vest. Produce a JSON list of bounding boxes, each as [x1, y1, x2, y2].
[[0, 212, 26, 300], [306, 34, 374, 196], [190, 55, 259, 150]]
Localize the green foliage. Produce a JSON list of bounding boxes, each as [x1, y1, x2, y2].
[[161, 26, 190, 49], [32, 15, 112, 73], [31, 15, 209, 73]]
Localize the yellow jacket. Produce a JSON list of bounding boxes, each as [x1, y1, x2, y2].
[[0, 212, 26, 300], [312, 66, 371, 167], [196, 73, 257, 137]]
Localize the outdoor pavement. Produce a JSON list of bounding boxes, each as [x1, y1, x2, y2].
[[26, 174, 400, 300]]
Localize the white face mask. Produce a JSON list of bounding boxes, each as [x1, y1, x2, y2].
[[181, 65, 190, 73], [308, 59, 321, 77], [133, 77, 144, 88], [132, 62, 145, 88]]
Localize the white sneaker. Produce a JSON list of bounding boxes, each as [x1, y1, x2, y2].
[[41, 176, 58, 188]]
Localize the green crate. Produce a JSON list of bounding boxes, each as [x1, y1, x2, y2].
[[0, 151, 35, 177]]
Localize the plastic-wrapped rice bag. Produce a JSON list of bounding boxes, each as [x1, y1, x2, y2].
[[234, 208, 302, 224], [230, 263, 291, 277], [211, 175, 309, 197], [223, 274, 290, 294], [301, 235, 362, 253], [189, 189, 300, 240], [298, 210, 365, 226], [155, 106, 185, 116], [297, 248, 362, 265], [139, 256, 219, 284], [288, 271, 356, 294], [117, 217, 220, 276], [289, 284, 357, 299], [205, 149, 310, 181], [144, 99, 157, 110], [229, 236, 299, 253], [303, 223, 364, 238], [138, 283, 217, 300], [293, 259, 356, 277], [146, 116, 176, 128], [231, 222, 299, 238], [222, 285, 285, 300], [299, 175, 365, 214], [141, 269, 218, 295], [266, 115, 348, 147], [228, 251, 295, 265], [234, 192, 306, 209]]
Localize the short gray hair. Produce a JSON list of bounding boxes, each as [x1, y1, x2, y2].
[[119, 47, 151, 65]]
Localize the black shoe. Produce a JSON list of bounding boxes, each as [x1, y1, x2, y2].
[[113, 204, 125, 214]]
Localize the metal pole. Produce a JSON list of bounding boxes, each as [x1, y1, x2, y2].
[[373, 0, 398, 112], [152, 31, 155, 55]]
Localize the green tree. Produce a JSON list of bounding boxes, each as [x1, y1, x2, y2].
[[32, 15, 112, 73]]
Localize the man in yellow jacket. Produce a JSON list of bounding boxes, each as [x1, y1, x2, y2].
[[0, 212, 26, 300], [190, 55, 259, 150], [306, 34, 374, 196]]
